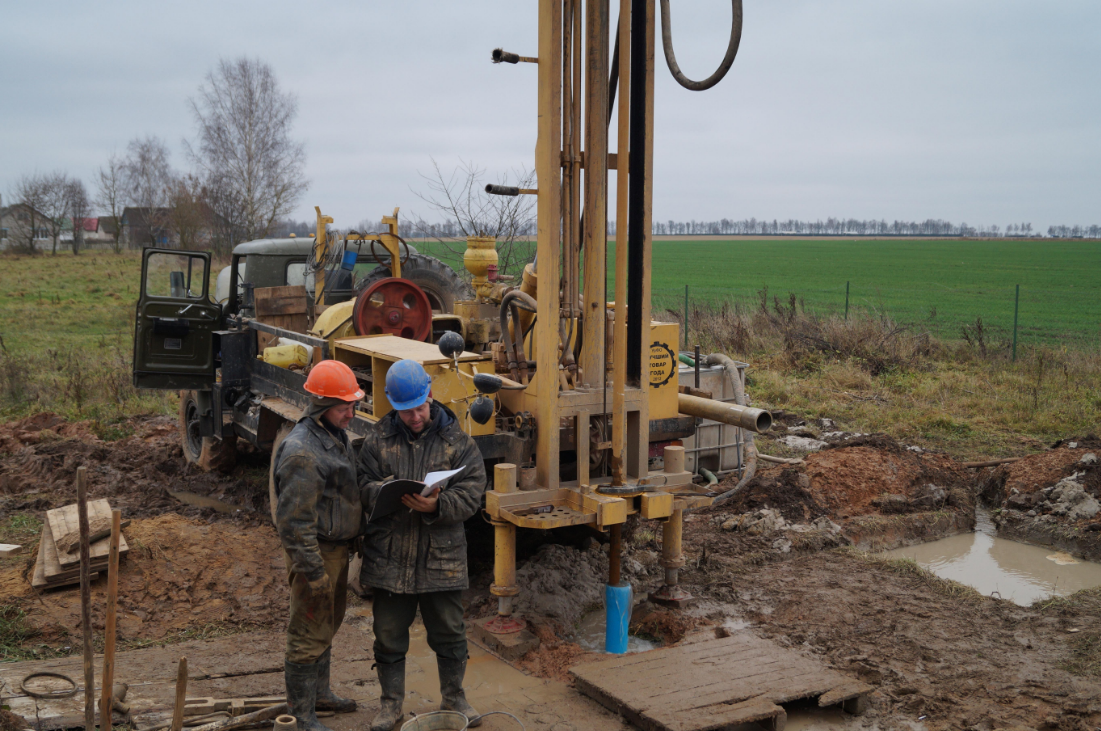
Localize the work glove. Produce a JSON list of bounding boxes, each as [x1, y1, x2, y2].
[[304, 573, 333, 603]]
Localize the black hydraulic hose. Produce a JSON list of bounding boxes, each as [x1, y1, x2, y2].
[[659, 0, 742, 91]]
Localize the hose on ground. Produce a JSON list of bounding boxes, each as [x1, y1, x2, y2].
[[700, 352, 758, 506], [659, 0, 743, 92]]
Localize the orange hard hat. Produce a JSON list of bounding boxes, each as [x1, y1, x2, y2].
[[304, 360, 365, 401]]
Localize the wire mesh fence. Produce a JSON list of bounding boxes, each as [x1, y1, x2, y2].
[[653, 283, 1101, 352]]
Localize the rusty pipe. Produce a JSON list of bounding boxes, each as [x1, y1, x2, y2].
[[678, 393, 772, 433]]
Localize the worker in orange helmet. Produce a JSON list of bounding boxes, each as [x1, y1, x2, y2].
[[273, 359, 365, 731]]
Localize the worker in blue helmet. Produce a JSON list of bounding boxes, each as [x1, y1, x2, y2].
[[357, 359, 487, 730]]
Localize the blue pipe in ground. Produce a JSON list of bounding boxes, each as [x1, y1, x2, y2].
[[605, 582, 633, 654]]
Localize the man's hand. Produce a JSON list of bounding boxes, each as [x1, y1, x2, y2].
[[402, 486, 441, 513], [304, 573, 333, 602]]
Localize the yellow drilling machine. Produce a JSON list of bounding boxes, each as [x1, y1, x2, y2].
[[132, 0, 763, 648]]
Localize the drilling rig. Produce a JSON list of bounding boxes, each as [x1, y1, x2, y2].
[[132, 0, 761, 647]]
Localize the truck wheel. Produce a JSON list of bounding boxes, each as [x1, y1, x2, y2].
[[268, 422, 294, 525], [356, 254, 473, 313], [178, 390, 237, 473]]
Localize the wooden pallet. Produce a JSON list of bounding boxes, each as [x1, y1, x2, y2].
[[569, 631, 872, 731]]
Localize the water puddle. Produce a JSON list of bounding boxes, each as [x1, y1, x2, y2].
[[882, 508, 1101, 605], [574, 609, 660, 653]]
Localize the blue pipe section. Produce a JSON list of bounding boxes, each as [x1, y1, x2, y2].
[[605, 582, 633, 654]]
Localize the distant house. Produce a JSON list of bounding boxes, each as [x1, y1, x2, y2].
[[0, 203, 52, 251], [61, 217, 107, 244], [122, 207, 174, 248]]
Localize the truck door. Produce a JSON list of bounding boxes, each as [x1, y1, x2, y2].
[[132, 248, 221, 390]]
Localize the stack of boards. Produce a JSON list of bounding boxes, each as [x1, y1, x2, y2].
[[32, 499, 129, 589]]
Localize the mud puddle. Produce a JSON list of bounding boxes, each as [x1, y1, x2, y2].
[[882, 508, 1101, 605], [574, 609, 659, 654]]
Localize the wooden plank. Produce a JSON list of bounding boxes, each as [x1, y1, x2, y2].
[[33, 524, 100, 588], [570, 631, 875, 731], [254, 286, 309, 317], [255, 286, 309, 350], [818, 681, 872, 707], [48, 500, 129, 568], [0, 543, 21, 556], [54, 516, 132, 555], [335, 335, 484, 364]]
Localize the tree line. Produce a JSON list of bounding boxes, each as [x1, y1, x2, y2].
[[4, 57, 307, 256]]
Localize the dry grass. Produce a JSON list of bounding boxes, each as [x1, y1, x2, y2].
[[678, 298, 1101, 459]]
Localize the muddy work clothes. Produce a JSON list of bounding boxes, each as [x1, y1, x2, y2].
[[371, 588, 467, 666], [356, 402, 487, 595], [275, 412, 362, 664], [275, 415, 362, 582], [284, 543, 350, 664]]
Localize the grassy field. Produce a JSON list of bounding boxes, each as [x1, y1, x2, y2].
[[0, 244, 1096, 458], [413, 238, 1101, 347]]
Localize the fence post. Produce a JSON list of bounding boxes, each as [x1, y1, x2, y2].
[[844, 281, 850, 321], [683, 284, 689, 349], [1012, 284, 1020, 362]]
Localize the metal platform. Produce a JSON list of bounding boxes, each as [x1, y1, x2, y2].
[[569, 631, 873, 731]]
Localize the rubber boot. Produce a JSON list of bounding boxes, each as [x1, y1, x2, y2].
[[285, 660, 334, 731], [437, 657, 480, 728], [369, 660, 405, 731], [315, 647, 357, 713]]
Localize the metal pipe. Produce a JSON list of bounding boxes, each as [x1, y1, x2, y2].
[[678, 393, 772, 433], [609, 523, 623, 585], [581, 0, 610, 387], [610, 0, 631, 485], [661, 509, 685, 585]]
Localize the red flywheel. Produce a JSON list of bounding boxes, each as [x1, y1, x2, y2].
[[352, 277, 433, 341]]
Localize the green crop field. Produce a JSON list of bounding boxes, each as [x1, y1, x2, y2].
[[414, 238, 1101, 347]]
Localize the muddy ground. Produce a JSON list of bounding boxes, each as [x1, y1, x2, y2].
[[3, 413, 1101, 729]]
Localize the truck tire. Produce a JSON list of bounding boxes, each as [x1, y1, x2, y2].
[[179, 390, 237, 473], [356, 254, 473, 314], [268, 422, 294, 524]]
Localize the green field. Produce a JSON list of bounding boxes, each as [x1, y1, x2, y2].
[[414, 238, 1101, 347]]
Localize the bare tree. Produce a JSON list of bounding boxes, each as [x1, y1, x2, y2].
[[122, 136, 174, 247], [168, 173, 213, 250], [65, 178, 91, 255], [38, 172, 71, 255], [96, 154, 127, 253], [187, 57, 308, 243], [411, 158, 537, 276]]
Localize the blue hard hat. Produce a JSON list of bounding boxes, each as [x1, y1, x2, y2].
[[385, 359, 432, 411]]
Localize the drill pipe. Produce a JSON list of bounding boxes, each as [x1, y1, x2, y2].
[[678, 393, 772, 433]]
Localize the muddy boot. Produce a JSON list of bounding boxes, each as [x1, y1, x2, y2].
[[370, 660, 405, 731], [437, 657, 480, 728], [315, 648, 357, 713], [285, 660, 334, 731]]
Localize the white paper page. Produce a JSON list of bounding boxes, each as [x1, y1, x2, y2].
[[420, 466, 466, 494]]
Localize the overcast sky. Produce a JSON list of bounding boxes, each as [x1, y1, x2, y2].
[[2, 1, 1099, 232]]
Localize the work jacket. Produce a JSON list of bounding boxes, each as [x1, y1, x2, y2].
[[274, 415, 362, 581], [357, 402, 486, 594]]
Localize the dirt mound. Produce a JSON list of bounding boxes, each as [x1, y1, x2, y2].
[[1, 514, 286, 651], [706, 468, 826, 522], [514, 543, 609, 628], [803, 435, 971, 518], [982, 439, 1100, 503], [0, 413, 269, 523]]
